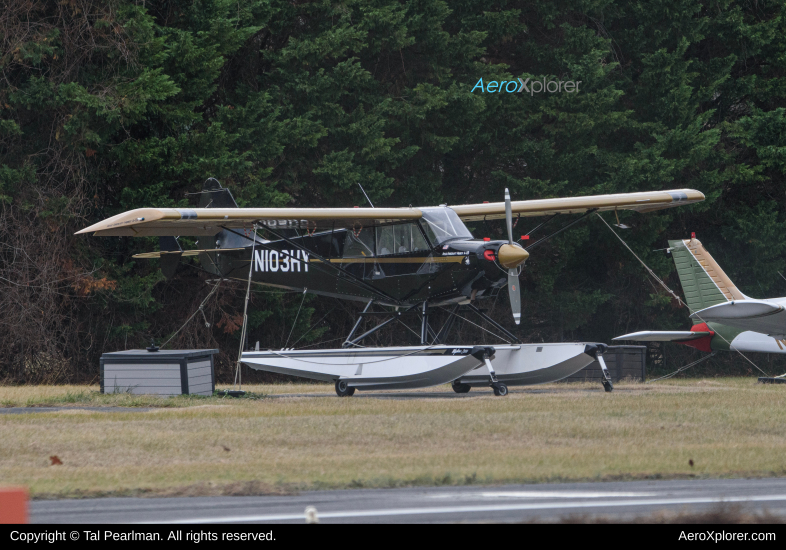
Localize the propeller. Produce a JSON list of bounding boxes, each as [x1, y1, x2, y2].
[[498, 188, 529, 325]]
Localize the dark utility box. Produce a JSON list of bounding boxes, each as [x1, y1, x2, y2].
[[563, 345, 646, 383], [100, 349, 219, 396]]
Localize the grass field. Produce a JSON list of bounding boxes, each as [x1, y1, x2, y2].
[[1, 378, 785, 499]]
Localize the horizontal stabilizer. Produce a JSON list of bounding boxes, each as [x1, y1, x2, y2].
[[690, 299, 786, 337], [613, 331, 711, 342], [132, 248, 246, 259], [690, 300, 784, 322]]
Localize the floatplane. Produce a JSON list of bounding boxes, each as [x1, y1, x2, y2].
[[78, 180, 704, 396]]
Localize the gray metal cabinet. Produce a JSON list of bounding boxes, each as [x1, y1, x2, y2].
[[100, 349, 219, 396]]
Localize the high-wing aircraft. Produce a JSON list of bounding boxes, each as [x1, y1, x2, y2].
[[79, 180, 704, 396], [614, 237, 786, 355]]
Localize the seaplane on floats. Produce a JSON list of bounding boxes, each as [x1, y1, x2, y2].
[[77, 180, 704, 396], [615, 236, 786, 363]]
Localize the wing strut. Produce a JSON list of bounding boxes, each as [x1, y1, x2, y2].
[[522, 213, 559, 240], [524, 209, 598, 252], [234, 223, 257, 395]]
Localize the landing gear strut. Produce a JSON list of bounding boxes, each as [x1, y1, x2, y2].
[[597, 352, 613, 393], [470, 346, 508, 397], [335, 379, 356, 397], [584, 343, 613, 392]]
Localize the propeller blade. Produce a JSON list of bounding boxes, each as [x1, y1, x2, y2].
[[508, 268, 521, 325], [504, 188, 514, 245], [506, 189, 521, 324]]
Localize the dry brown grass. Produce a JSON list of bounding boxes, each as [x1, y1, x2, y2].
[[0, 383, 325, 408], [1, 378, 785, 498]]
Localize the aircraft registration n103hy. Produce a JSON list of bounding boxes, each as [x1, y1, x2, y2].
[[78, 180, 704, 396]]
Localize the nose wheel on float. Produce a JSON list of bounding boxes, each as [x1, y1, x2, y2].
[[472, 346, 508, 396], [587, 343, 614, 392], [599, 356, 614, 392], [335, 379, 356, 397]]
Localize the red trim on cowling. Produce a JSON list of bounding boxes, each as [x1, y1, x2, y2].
[[677, 322, 715, 353]]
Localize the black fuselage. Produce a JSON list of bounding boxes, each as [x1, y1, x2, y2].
[[200, 209, 510, 307]]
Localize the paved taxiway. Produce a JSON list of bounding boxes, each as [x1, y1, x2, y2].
[[32, 478, 786, 523]]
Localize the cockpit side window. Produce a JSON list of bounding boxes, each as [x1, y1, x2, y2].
[[376, 225, 395, 256], [376, 223, 430, 255], [343, 228, 375, 258], [411, 225, 429, 251], [394, 225, 411, 253]]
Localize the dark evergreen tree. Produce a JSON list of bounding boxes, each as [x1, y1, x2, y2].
[[1, 0, 785, 381]]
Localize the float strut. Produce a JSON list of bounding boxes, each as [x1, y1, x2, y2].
[[345, 305, 418, 347], [420, 302, 429, 344], [434, 304, 459, 344], [343, 300, 373, 348], [464, 303, 522, 344]]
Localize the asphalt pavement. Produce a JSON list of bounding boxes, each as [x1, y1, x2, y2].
[[31, 478, 786, 523]]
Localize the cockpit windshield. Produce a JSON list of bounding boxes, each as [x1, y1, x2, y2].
[[420, 207, 473, 245]]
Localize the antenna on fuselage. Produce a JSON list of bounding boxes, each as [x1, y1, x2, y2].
[[357, 182, 375, 208]]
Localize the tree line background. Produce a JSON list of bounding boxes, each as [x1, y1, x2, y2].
[[2, 0, 785, 383]]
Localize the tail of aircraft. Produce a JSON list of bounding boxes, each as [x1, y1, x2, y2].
[[616, 237, 786, 353], [614, 236, 748, 351], [668, 237, 748, 312]]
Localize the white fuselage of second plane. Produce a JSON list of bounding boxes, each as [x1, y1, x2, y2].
[[723, 330, 786, 353], [691, 297, 786, 339]]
